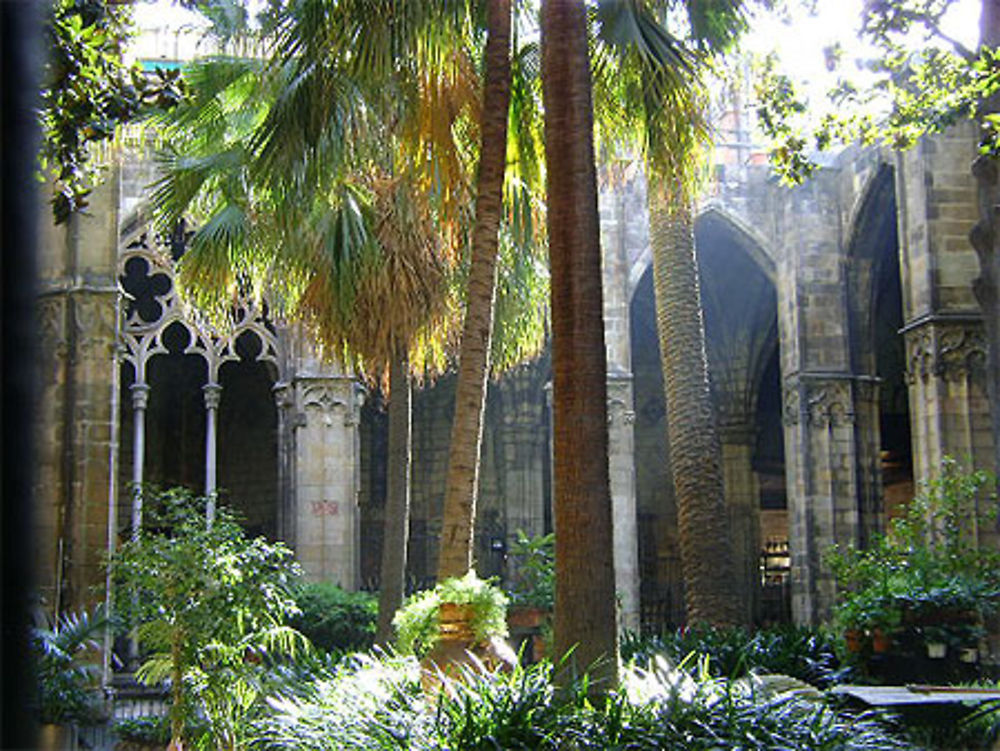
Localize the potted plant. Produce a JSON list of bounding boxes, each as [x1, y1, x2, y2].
[[393, 571, 514, 684], [31, 606, 108, 751], [505, 531, 554, 629], [921, 626, 948, 658]]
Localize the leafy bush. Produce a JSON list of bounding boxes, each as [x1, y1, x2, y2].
[[112, 487, 307, 749], [622, 623, 848, 687], [290, 582, 377, 655], [392, 571, 508, 657]]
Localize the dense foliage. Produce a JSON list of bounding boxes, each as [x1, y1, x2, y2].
[[289, 581, 377, 655], [505, 530, 555, 609], [41, 0, 183, 223], [829, 460, 1000, 641], [755, 0, 1000, 183]]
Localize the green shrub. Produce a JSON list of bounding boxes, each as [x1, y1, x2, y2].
[[289, 581, 377, 655], [828, 459, 1000, 677], [505, 531, 555, 609], [112, 487, 306, 749], [113, 715, 172, 745]]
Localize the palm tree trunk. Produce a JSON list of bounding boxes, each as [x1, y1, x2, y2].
[[649, 192, 743, 626], [541, 0, 619, 690], [973, 0, 1000, 480], [375, 350, 412, 646], [437, 0, 513, 581]]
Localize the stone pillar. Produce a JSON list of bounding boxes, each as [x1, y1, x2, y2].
[[895, 124, 996, 485], [497, 370, 549, 542], [273, 381, 296, 545], [608, 372, 640, 632], [203, 382, 222, 519], [782, 374, 877, 623], [905, 319, 995, 542], [290, 374, 361, 586], [718, 421, 760, 624], [35, 173, 120, 612], [129, 383, 149, 533], [600, 172, 642, 632]]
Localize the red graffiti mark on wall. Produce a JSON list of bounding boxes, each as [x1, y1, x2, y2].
[[311, 501, 340, 516]]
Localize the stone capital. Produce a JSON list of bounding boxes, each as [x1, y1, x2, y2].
[[130, 382, 150, 411], [904, 317, 985, 384], [202, 382, 223, 410]]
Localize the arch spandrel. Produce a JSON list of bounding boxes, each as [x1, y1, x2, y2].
[[117, 220, 282, 386], [625, 202, 778, 303]]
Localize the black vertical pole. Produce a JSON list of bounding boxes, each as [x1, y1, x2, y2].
[[2, 1, 41, 748]]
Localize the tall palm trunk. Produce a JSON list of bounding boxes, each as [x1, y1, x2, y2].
[[375, 350, 411, 645], [541, 0, 619, 689], [437, 0, 513, 581], [972, 0, 1000, 479], [649, 192, 742, 626]]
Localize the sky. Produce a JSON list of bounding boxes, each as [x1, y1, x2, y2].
[[132, 0, 983, 68], [129, 0, 983, 146], [743, 0, 980, 99]]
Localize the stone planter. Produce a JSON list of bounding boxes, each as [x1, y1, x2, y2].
[[38, 724, 76, 751], [508, 606, 548, 630]]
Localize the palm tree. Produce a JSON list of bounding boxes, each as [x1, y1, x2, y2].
[[593, 0, 749, 626], [151, 3, 475, 644], [437, 0, 513, 581], [541, 0, 620, 688]]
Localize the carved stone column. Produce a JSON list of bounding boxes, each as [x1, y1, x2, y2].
[[203, 382, 222, 519], [290, 375, 361, 586], [905, 318, 996, 542], [608, 371, 640, 632], [782, 374, 871, 624]]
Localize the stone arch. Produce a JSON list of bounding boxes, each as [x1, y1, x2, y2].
[[626, 206, 778, 302], [844, 163, 914, 532], [116, 220, 281, 535]]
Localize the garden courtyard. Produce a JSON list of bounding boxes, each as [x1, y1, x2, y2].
[[11, 0, 1000, 748]]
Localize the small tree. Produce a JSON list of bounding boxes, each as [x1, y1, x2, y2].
[[112, 488, 305, 750]]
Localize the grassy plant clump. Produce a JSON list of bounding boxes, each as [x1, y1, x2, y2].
[[257, 652, 909, 750], [622, 623, 847, 687]]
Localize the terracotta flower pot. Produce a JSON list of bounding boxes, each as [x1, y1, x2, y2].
[[844, 629, 864, 653], [508, 606, 548, 630], [871, 628, 893, 654]]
